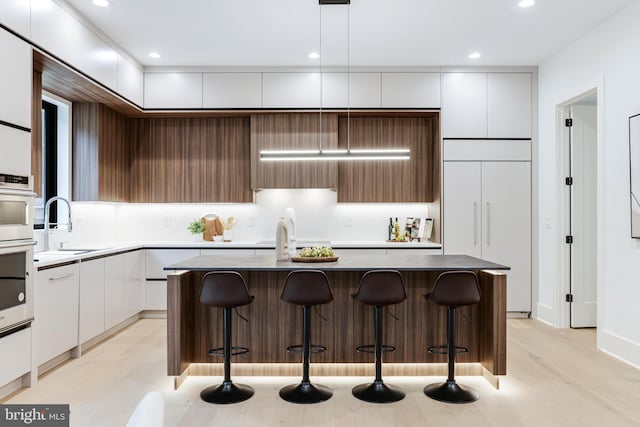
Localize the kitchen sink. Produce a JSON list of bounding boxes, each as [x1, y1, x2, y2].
[[36, 250, 94, 256], [35, 247, 114, 257]]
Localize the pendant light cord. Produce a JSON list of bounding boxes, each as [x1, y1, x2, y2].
[[347, 4, 350, 153], [319, 4, 323, 153]]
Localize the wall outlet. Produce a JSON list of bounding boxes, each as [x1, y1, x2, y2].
[[345, 216, 352, 227], [248, 216, 256, 227], [544, 216, 552, 229], [163, 216, 172, 227]]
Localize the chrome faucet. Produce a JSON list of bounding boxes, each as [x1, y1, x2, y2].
[[43, 196, 72, 251]]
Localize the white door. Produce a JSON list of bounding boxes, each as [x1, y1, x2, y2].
[[481, 162, 531, 312], [443, 162, 482, 257], [570, 105, 597, 327]]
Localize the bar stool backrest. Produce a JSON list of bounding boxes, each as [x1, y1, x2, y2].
[[200, 271, 253, 308], [429, 271, 481, 308], [353, 270, 406, 306], [281, 270, 333, 306]]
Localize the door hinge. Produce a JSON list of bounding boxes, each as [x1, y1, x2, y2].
[[566, 294, 574, 303], [565, 118, 573, 127], [565, 235, 573, 244], [565, 177, 573, 186]]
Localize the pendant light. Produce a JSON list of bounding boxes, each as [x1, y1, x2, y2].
[[259, 0, 410, 162]]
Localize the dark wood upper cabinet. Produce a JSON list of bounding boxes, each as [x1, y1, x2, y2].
[[72, 103, 130, 202], [337, 115, 440, 203], [250, 113, 338, 189], [129, 117, 252, 203]]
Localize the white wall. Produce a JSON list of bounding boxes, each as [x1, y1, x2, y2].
[[51, 190, 431, 248], [538, 0, 640, 366]]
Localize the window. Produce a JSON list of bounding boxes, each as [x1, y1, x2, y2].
[[34, 93, 71, 229]]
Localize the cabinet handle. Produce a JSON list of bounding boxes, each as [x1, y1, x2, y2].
[[473, 202, 478, 245], [486, 202, 491, 245], [49, 273, 74, 281]]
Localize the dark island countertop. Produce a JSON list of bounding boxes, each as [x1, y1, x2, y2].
[[164, 253, 509, 272]]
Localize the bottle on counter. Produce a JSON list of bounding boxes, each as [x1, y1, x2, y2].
[[393, 218, 400, 241], [388, 217, 394, 241]]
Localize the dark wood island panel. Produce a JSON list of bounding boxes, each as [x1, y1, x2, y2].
[[166, 254, 508, 384]]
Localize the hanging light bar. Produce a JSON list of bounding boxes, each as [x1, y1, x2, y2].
[[259, 0, 410, 163], [260, 148, 410, 161]]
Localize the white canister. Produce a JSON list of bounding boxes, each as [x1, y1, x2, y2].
[[223, 229, 232, 242]]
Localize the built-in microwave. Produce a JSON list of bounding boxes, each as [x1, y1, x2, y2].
[[0, 173, 35, 242], [0, 240, 34, 333]]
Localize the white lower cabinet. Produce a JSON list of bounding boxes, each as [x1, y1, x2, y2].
[[35, 263, 79, 366], [145, 249, 200, 310], [145, 280, 167, 310], [105, 251, 144, 329], [79, 258, 105, 343], [444, 161, 531, 312], [0, 327, 31, 386], [123, 250, 145, 318]]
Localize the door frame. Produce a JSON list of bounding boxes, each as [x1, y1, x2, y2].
[[555, 81, 604, 329]]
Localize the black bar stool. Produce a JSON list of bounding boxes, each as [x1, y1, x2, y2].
[[424, 271, 481, 404], [279, 270, 334, 404], [352, 270, 407, 403], [199, 271, 254, 404]]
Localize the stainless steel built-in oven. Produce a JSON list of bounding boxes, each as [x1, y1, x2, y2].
[[0, 240, 34, 333], [0, 173, 35, 333], [0, 173, 35, 242]]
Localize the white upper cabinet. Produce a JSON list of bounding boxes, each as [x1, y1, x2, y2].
[[144, 73, 203, 109], [0, 0, 31, 37], [117, 55, 144, 106], [31, 0, 118, 91], [322, 73, 381, 108], [262, 73, 321, 108], [381, 73, 441, 108], [0, 28, 31, 129], [203, 73, 262, 108], [0, 124, 30, 177], [442, 73, 488, 138], [487, 73, 532, 138], [443, 72, 533, 139]]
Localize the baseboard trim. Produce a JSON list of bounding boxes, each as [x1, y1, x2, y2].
[[80, 314, 140, 354], [599, 330, 640, 369], [140, 310, 167, 319], [535, 303, 555, 326], [0, 378, 24, 402]]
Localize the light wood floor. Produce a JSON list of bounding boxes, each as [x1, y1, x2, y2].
[[4, 319, 640, 426]]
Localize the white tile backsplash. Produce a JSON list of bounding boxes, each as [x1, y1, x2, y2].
[[64, 189, 431, 245]]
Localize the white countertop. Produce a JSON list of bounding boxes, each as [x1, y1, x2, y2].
[[34, 239, 442, 269]]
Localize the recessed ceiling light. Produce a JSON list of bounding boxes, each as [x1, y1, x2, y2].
[[92, 0, 109, 7], [148, 51, 161, 59], [308, 52, 320, 59], [518, 0, 535, 8], [468, 52, 481, 59]]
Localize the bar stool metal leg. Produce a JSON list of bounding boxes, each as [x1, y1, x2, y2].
[[200, 307, 254, 404], [424, 307, 479, 404], [352, 306, 405, 403], [279, 306, 332, 404]]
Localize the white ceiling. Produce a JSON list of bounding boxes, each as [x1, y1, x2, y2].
[[64, 0, 633, 68]]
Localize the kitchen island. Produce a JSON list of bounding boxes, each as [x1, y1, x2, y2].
[[165, 253, 508, 388]]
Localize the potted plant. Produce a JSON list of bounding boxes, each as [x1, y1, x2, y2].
[[187, 219, 205, 241]]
